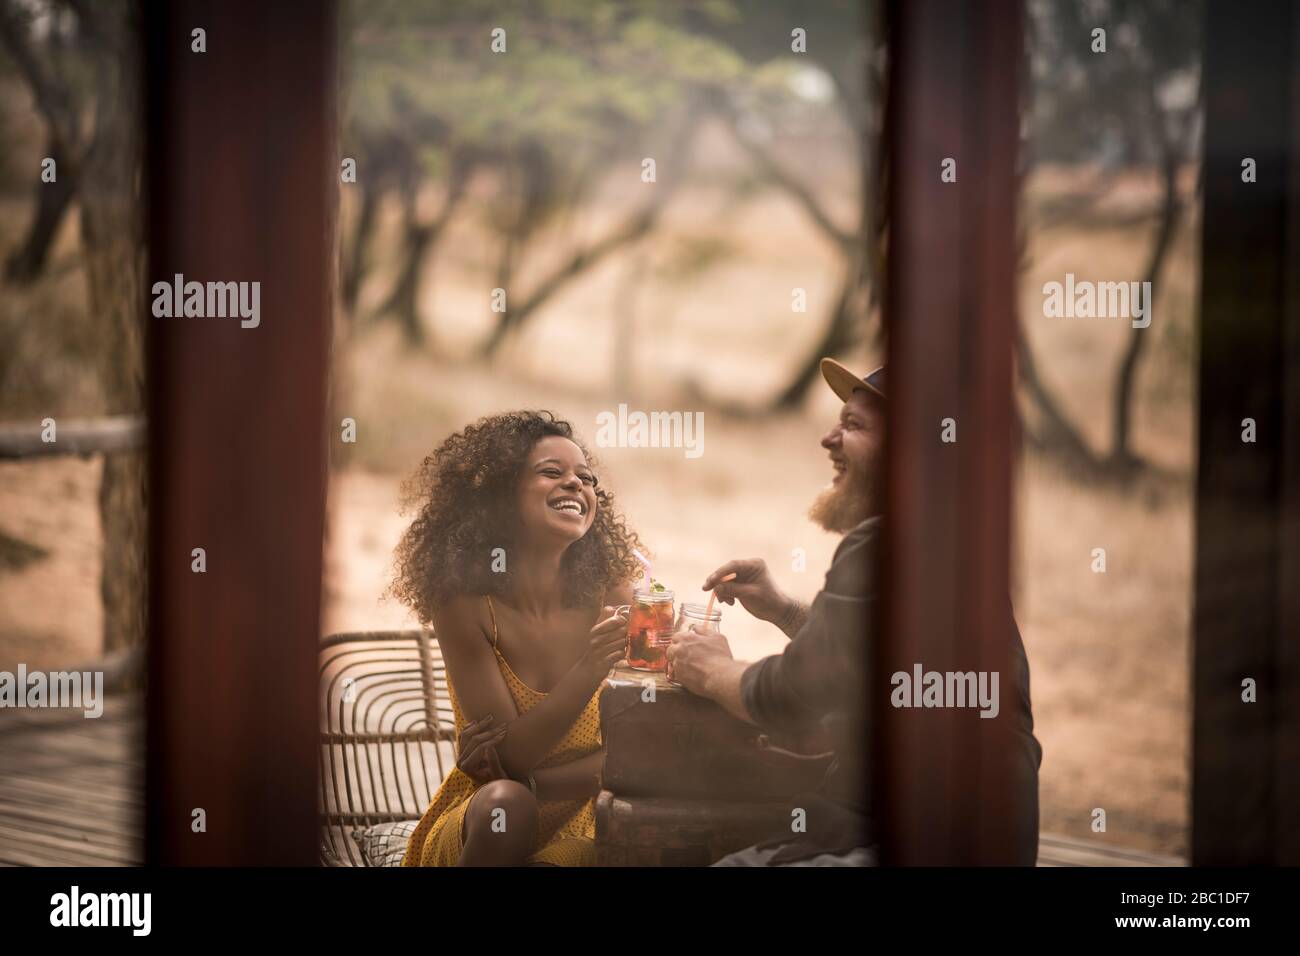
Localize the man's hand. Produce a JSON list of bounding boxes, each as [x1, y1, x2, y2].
[[703, 559, 798, 630], [668, 624, 735, 695], [668, 625, 756, 724]]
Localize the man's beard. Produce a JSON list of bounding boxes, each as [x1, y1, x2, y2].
[[808, 461, 878, 533]]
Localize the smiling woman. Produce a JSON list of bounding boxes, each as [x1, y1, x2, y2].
[[519, 440, 598, 539], [389, 410, 643, 615], [388, 410, 645, 866]]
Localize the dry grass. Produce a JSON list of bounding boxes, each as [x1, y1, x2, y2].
[[1015, 455, 1191, 854]]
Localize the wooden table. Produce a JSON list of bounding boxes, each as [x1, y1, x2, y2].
[[595, 664, 825, 865]]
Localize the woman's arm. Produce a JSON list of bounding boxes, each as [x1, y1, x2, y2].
[[518, 584, 632, 800], [432, 597, 521, 730], [435, 597, 625, 780], [532, 751, 604, 801], [491, 658, 611, 778]]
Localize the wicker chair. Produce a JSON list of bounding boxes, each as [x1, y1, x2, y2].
[[318, 630, 455, 866]]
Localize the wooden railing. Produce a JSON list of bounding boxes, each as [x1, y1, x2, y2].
[[0, 414, 145, 459]]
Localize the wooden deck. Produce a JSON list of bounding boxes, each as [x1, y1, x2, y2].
[[0, 693, 1182, 867], [1036, 833, 1184, 867], [0, 693, 143, 866]]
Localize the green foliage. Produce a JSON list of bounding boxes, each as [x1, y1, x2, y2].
[[346, 0, 749, 157]]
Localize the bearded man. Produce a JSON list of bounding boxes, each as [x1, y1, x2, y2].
[[668, 358, 1041, 866]]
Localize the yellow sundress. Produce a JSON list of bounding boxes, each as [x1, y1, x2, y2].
[[401, 595, 603, 866]]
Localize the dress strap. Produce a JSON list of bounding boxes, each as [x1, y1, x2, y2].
[[484, 595, 500, 649]]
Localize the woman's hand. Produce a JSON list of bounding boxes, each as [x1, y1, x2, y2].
[[455, 714, 509, 786], [579, 605, 629, 680]]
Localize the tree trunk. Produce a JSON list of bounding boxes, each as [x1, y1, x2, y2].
[[97, 452, 146, 655], [78, 2, 145, 657], [0, 1, 85, 284], [1015, 324, 1101, 469], [611, 248, 649, 402], [766, 23, 886, 411], [771, 65, 880, 410], [339, 177, 379, 318], [375, 154, 474, 347], [773, 260, 864, 408], [5, 135, 78, 283], [479, 109, 704, 358], [382, 199, 433, 346], [1109, 154, 1182, 471]]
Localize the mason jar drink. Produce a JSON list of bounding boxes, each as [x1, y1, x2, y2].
[[626, 587, 675, 671], [666, 602, 722, 685]]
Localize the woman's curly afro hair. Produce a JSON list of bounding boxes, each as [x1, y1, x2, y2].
[[389, 410, 645, 624]]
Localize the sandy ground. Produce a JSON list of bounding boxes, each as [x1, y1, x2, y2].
[[1015, 457, 1190, 855], [0, 457, 103, 673]]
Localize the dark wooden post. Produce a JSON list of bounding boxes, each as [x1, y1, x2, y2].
[[1193, 0, 1300, 866], [144, 0, 337, 865], [877, 0, 1025, 864]]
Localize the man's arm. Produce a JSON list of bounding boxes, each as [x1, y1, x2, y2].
[[700, 656, 757, 725], [667, 627, 757, 724], [775, 599, 810, 640], [677, 604, 846, 735], [688, 521, 877, 733], [739, 593, 857, 733], [740, 522, 877, 733], [702, 559, 806, 641]]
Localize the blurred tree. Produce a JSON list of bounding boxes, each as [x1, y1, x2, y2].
[[0, 0, 145, 656], [685, 0, 884, 408], [0, 1, 90, 283], [1022, 0, 1202, 473], [342, 0, 746, 356]]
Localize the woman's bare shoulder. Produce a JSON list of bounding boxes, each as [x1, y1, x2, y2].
[[429, 594, 491, 647]]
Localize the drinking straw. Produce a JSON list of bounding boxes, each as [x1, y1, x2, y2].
[[703, 572, 737, 624], [632, 549, 652, 590]]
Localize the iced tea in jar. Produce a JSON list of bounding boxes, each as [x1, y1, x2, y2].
[[626, 585, 675, 671]]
